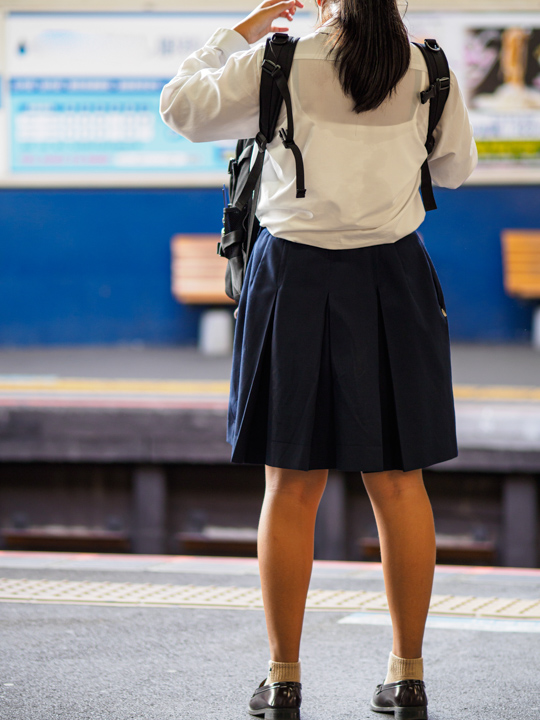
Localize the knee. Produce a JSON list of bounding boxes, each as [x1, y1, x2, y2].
[[265, 466, 328, 507], [362, 468, 425, 504]]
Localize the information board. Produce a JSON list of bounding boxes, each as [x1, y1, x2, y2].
[[1, 9, 540, 186], [3, 13, 277, 183]]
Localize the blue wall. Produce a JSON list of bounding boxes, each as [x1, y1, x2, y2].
[[0, 188, 220, 346], [421, 185, 535, 343], [0, 185, 537, 346]]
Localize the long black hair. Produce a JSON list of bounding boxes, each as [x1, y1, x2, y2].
[[324, 0, 411, 113]]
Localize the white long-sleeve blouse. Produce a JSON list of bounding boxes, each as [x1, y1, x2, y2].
[[160, 25, 478, 249]]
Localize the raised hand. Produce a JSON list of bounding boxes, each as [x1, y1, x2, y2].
[[233, 0, 304, 44]]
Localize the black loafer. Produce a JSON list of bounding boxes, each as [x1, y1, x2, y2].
[[247, 678, 302, 719], [370, 679, 428, 720]]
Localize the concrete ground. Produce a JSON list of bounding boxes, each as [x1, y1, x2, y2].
[[0, 346, 539, 719], [1, 552, 540, 720]]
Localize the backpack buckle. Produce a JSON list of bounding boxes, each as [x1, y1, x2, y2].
[[420, 76, 450, 104], [437, 76, 450, 92], [255, 132, 268, 151], [262, 59, 282, 78], [279, 127, 292, 148], [420, 84, 436, 103]]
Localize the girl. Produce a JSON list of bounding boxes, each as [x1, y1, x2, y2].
[[160, 2, 477, 718]]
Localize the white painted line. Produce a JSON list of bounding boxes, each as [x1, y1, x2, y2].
[[455, 402, 540, 451], [339, 612, 540, 633]]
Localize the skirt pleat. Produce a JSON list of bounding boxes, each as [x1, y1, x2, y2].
[[227, 227, 458, 472]]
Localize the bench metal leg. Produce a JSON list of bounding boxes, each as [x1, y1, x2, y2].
[[315, 471, 347, 560], [532, 303, 540, 351], [502, 474, 538, 568], [132, 465, 167, 555], [199, 309, 233, 355]]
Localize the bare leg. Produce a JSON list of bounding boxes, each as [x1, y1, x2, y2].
[[362, 468, 436, 659], [258, 465, 328, 662]]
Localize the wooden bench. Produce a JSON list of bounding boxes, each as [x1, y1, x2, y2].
[[2, 526, 131, 553], [501, 230, 540, 299], [501, 229, 540, 347], [176, 527, 258, 558], [359, 534, 497, 566], [171, 234, 235, 305]]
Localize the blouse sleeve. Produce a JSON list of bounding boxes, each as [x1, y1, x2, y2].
[[427, 68, 478, 188], [159, 28, 264, 143]]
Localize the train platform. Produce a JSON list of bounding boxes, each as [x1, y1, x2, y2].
[[0, 342, 539, 468], [0, 342, 539, 567], [1, 550, 539, 719], [0, 340, 539, 384]]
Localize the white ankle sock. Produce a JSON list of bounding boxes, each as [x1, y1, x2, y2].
[[264, 659, 301, 685], [384, 651, 423, 684]]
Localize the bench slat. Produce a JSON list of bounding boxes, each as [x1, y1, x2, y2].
[[171, 234, 234, 305], [172, 259, 225, 277], [501, 230, 540, 299]]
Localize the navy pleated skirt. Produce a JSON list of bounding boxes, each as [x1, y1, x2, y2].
[[227, 227, 458, 473]]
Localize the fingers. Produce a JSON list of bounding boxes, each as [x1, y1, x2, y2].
[[234, 0, 303, 45], [279, 9, 295, 20], [277, 0, 301, 22], [273, 0, 303, 16], [261, 0, 303, 12], [262, 0, 302, 8]]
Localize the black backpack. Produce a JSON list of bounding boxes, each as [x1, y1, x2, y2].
[[218, 35, 450, 303]]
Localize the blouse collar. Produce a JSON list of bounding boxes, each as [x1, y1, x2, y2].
[[314, 16, 336, 34]]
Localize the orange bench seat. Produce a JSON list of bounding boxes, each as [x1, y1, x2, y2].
[[171, 234, 235, 305]]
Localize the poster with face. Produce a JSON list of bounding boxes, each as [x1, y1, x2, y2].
[[465, 26, 540, 164], [467, 28, 540, 110]]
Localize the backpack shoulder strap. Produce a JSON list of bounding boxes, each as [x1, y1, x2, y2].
[[234, 33, 303, 211], [260, 33, 305, 199], [259, 34, 298, 146], [412, 38, 450, 211]]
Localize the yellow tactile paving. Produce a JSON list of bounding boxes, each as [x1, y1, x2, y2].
[[1, 376, 540, 402], [481, 598, 540, 619], [1, 578, 540, 620], [453, 385, 540, 402], [429, 595, 498, 616], [0, 377, 230, 396]]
